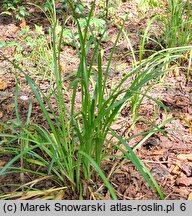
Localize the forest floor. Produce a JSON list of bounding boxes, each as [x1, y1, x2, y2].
[[0, 1, 192, 200]]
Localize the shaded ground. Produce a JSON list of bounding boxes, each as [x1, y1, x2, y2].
[[0, 1, 192, 200]]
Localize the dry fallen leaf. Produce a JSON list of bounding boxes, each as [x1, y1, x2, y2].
[[174, 188, 189, 196], [171, 65, 180, 77], [20, 18, 26, 29], [176, 177, 192, 186], [177, 154, 192, 161], [151, 149, 167, 155], [159, 136, 173, 148], [4, 24, 19, 36], [0, 160, 6, 168], [188, 193, 192, 200], [0, 79, 8, 91], [60, 63, 66, 74], [183, 114, 192, 123], [6, 103, 15, 113], [175, 96, 190, 107], [171, 164, 181, 175]]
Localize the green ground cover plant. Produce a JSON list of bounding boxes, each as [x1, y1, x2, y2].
[[158, 0, 192, 48]]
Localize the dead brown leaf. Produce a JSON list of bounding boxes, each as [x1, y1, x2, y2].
[[159, 136, 173, 148], [6, 103, 15, 113], [175, 96, 190, 107], [188, 193, 192, 200], [20, 18, 26, 29], [150, 149, 167, 156], [0, 79, 8, 91], [176, 177, 192, 186], [171, 65, 180, 77], [4, 24, 19, 36], [183, 114, 192, 123], [174, 188, 189, 196], [177, 153, 192, 161], [60, 63, 66, 74], [171, 164, 181, 175], [0, 159, 6, 168]]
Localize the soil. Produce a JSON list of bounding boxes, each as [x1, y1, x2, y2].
[[0, 1, 192, 200]]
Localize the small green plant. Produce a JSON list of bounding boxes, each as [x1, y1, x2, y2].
[[159, 0, 192, 48], [136, 0, 163, 8], [1, 0, 29, 20], [2, 0, 21, 10], [0, 25, 53, 80]]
